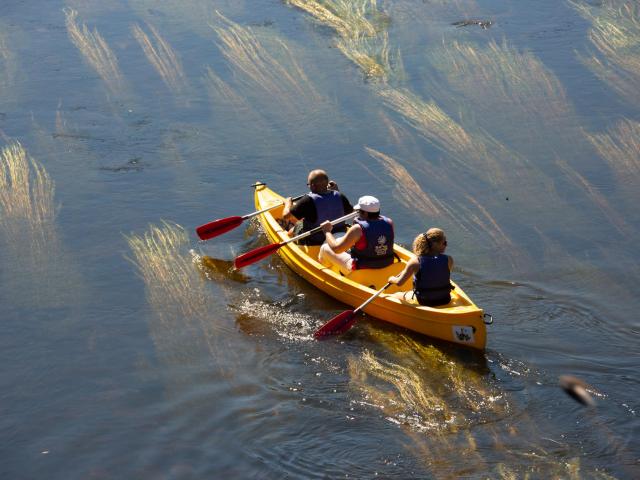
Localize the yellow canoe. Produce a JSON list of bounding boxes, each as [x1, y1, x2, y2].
[[252, 184, 488, 350]]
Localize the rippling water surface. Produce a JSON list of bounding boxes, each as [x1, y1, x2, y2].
[[1, 1, 638, 478]]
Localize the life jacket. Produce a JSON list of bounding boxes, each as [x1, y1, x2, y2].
[[301, 191, 346, 245], [349, 216, 394, 269], [413, 254, 453, 306]]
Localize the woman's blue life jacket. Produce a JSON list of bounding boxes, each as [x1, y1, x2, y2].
[[349, 217, 395, 269], [301, 191, 347, 245], [413, 254, 453, 306]]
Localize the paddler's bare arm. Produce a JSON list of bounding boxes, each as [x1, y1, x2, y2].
[[282, 197, 299, 223], [321, 222, 362, 253], [388, 257, 419, 286]]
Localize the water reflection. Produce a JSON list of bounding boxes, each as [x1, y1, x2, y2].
[[348, 330, 506, 433], [408, 439, 619, 479], [347, 328, 623, 478]]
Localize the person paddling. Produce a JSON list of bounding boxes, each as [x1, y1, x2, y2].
[[388, 228, 454, 306], [282, 169, 353, 245], [318, 195, 394, 276]]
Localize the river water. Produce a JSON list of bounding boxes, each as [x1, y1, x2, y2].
[[1, 0, 638, 478]]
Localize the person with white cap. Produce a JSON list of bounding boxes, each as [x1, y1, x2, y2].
[[318, 195, 395, 276]]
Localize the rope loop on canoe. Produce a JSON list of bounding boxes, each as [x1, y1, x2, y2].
[[483, 313, 493, 325], [251, 181, 267, 188]]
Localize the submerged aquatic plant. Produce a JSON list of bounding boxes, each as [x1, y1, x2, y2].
[[372, 102, 529, 270], [287, 0, 394, 80], [0, 141, 82, 308], [556, 158, 629, 236], [585, 118, 640, 180], [287, 0, 380, 38], [571, 0, 640, 107], [132, 22, 188, 95], [64, 8, 123, 95], [376, 87, 521, 185], [337, 31, 389, 79], [377, 87, 473, 155], [0, 30, 16, 99], [127, 222, 208, 317], [427, 38, 571, 123], [337, 30, 403, 82], [209, 11, 338, 145], [212, 12, 321, 104], [202, 61, 294, 156], [0, 142, 56, 225], [126, 222, 223, 364], [203, 66, 249, 111], [364, 147, 445, 217]]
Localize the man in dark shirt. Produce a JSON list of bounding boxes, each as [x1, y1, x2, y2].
[[282, 169, 353, 245]]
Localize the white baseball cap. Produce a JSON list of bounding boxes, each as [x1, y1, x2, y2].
[[354, 195, 380, 213]]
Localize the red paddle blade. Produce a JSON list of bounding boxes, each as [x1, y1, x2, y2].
[[196, 216, 244, 240], [234, 242, 283, 269], [314, 310, 357, 338]]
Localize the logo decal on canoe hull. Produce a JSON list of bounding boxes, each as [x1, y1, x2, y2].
[[452, 326, 474, 343]]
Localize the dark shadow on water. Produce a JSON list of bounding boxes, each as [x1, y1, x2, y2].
[[199, 255, 249, 283], [99, 157, 148, 172]]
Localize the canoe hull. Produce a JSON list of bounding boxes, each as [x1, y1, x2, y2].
[[253, 184, 487, 349]]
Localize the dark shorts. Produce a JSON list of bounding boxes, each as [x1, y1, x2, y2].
[[415, 292, 451, 307]]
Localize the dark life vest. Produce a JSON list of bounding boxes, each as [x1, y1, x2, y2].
[[301, 191, 347, 245], [349, 216, 394, 269], [413, 254, 453, 306]]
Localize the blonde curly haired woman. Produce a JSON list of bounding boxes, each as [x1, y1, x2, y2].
[[388, 228, 454, 307]]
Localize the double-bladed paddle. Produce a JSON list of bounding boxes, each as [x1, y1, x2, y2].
[[196, 194, 304, 241], [314, 282, 391, 338], [234, 211, 358, 269]]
